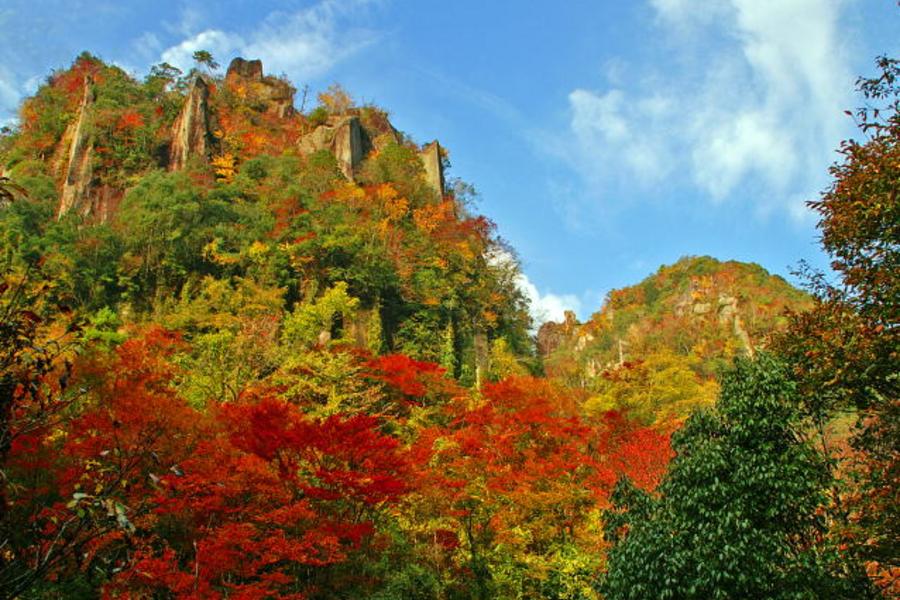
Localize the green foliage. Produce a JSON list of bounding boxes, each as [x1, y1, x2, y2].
[[439, 320, 458, 376], [601, 354, 873, 599], [192, 50, 219, 72], [80, 307, 127, 348], [116, 170, 236, 307], [370, 563, 441, 600], [307, 105, 329, 127], [394, 311, 442, 363], [282, 281, 360, 348], [360, 142, 431, 200]]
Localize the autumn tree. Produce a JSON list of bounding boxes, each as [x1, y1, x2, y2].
[[773, 55, 899, 595], [318, 83, 354, 115], [411, 376, 670, 599]]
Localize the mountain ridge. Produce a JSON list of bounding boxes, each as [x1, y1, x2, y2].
[[539, 255, 812, 422]]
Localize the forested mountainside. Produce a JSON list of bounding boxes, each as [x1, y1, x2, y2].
[[539, 256, 812, 424], [0, 52, 896, 599], [0, 52, 534, 389]]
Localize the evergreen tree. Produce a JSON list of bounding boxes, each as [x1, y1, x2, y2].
[[601, 354, 875, 599]]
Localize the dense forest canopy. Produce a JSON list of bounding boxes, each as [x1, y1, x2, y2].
[[0, 49, 896, 599]]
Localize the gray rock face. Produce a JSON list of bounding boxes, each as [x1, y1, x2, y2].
[[717, 295, 738, 324], [298, 115, 365, 178], [58, 76, 96, 218], [419, 141, 445, 198], [692, 302, 712, 315], [716, 295, 754, 356], [168, 77, 211, 171]]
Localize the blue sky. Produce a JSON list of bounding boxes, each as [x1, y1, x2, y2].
[[1, 0, 898, 322]]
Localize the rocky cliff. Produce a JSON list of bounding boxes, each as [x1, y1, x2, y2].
[[298, 115, 366, 179], [9, 54, 450, 221], [225, 57, 295, 118], [57, 76, 95, 218], [536, 310, 579, 356], [168, 77, 211, 171], [419, 141, 445, 197]]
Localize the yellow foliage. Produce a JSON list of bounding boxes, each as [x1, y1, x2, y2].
[[317, 83, 353, 114], [248, 241, 269, 261], [211, 153, 237, 183], [203, 238, 240, 266], [584, 351, 719, 425], [489, 338, 528, 380], [332, 182, 366, 203], [375, 183, 398, 202], [384, 195, 409, 222]]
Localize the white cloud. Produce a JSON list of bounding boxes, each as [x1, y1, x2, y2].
[[158, 0, 379, 81], [515, 271, 582, 326], [566, 0, 852, 219], [487, 248, 581, 326], [161, 30, 245, 72]]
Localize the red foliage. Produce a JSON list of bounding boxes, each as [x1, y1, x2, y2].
[[406, 375, 673, 572], [363, 353, 453, 403], [115, 109, 144, 131], [595, 410, 674, 490], [8, 329, 413, 598], [50, 54, 105, 107], [115, 391, 410, 597]]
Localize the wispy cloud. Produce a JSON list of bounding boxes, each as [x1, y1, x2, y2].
[[157, 0, 380, 81], [563, 0, 853, 220], [0, 65, 22, 126]]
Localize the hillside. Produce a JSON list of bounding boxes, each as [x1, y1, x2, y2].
[[1, 49, 889, 600], [539, 256, 812, 423], [0, 52, 534, 387], [1, 52, 662, 599]]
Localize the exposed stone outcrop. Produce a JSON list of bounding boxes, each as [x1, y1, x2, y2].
[[92, 185, 124, 224], [369, 126, 400, 152], [298, 115, 365, 179], [419, 141, 445, 198], [225, 57, 295, 118], [226, 57, 264, 81], [674, 291, 754, 356], [536, 310, 580, 357], [574, 330, 595, 352], [718, 294, 753, 356], [58, 76, 96, 218], [692, 302, 712, 315], [168, 77, 211, 171]]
